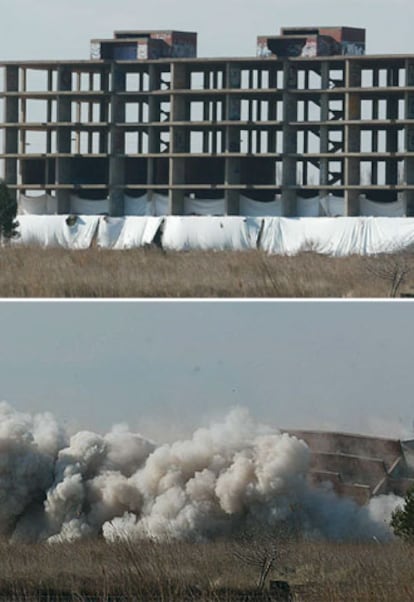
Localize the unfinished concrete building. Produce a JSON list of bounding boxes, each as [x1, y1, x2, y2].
[[286, 430, 414, 505], [1, 25, 414, 217]]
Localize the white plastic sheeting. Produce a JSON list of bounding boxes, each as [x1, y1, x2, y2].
[[239, 195, 283, 217], [153, 193, 169, 216], [70, 195, 110, 215], [184, 197, 225, 216], [97, 217, 163, 249], [11, 215, 414, 256], [318, 194, 407, 218], [124, 194, 151, 216], [18, 194, 58, 215], [319, 194, 345, 217], [161, 216, 262, 251], [13, 216, 100, 249], [18, 192, 408, 220], [260, 217, 414, 257], [360, 195, 406, 217], [297, 196, 320, 217]]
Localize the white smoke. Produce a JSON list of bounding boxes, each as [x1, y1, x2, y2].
[[0, 402, 66, 540], [0, 403, 403, 543]]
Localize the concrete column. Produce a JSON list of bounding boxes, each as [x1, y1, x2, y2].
[[75, 72, 81, 154], [386, 67, 399, 189], [17, 68, 26, 193], [248, 70, 254, 153], [147, 65, 161, 151], [203, 71, 209, 153], [169, 62, 189, 215], [405, 59, 414, 215], [267, 67, 278, 192], [319, 62, 329, 193], [109, 63, 126, 216], [56, 65, 72, 213], [4, 66, 19, 198], [46, 69, 53, 154], [344, 60, 361, 216], [281, 61, 297, 216], [211, 71, 218, 154], [224, 62, 241, 215], [147, 64, 161, 206], [99, 70, 110, 154], [88, 72, 94, 154], [302, 69, 310, 185], [45, 69, 54, 192], [268, 66, 277, 152], [371, 69, 379, 184]]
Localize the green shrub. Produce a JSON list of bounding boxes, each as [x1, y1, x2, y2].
[[391, 486, 414, 541], [0, 180, 18, 242]]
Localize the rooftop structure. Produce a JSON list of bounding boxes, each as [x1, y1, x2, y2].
[[1, 25, 414, 217], [257, 26, 365, 58], [91, 30, 197, 61]]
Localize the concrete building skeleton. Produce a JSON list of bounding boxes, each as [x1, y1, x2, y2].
[[2, 25, 414, 216], [286, 429, 414, 505]]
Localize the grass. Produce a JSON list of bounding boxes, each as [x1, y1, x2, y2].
[[0, 537, 413, 600], [1, 245, 414, 298]]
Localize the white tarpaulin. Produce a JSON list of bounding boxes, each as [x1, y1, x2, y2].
[[260, 217, 414, 257], [239, 195, 283, 217], [124, 194, 151, 216], [360, 195, 406, 217], [70, 195, 110, 215], [47, 195, 58, 215], [184, 197, 225, 216], [13, 215, 100, 249], [97, 216, 164, 249], [297, 196, 320, 217], [319, 194, 345, 217], [10, 215, 414, 256], [153, 193, 169, 216], [161, 216, 262, 251], [18, 194, 58, 216]]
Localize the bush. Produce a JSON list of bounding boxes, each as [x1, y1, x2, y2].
[[391, 486, 414, 541], [0, 181, 18, 242]]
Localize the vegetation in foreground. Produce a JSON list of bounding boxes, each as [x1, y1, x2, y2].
[[0, 537, 413, 601], [1, 245, 414, 297], [0, 180, 18, 243]]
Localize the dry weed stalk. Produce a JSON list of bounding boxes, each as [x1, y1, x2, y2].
[[365, 251, 414, 297]]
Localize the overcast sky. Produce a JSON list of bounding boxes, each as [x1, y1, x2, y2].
[[0, 301, 413, 441], [1, 0, 414, 61]]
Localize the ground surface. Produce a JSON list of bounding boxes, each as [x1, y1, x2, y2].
[[1, 246, 414, 297], [0, 537, 412, 601]]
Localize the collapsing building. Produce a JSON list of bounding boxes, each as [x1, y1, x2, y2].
[[1, 25, 414, 217], [285, 430, 414, 505]]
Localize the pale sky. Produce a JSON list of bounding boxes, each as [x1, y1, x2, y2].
[[1, 301, 413, 441], [1, 0, 414, 61]]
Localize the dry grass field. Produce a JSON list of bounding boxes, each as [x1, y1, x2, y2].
[[0, 537, 412, 601], [1, 245, 414, 297]]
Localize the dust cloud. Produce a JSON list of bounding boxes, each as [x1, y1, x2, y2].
[[0, 402, 402, 543]]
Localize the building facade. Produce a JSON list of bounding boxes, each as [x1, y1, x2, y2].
[[1, 26, 414, 216]]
